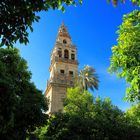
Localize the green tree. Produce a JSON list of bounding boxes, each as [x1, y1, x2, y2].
[[108, 0, 140, 6], [125, 103, 140, 125], [0, 48, 48, 139], [36, 87, 140, 140], [109, 10, 140, 102], [0, 0, 82, 47], [64, 87, 94, 117], [78, 65, 99, 91], [1, 0, 140, 48]]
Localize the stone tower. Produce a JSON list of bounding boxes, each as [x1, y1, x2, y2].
[[44, 23, 78, 114]]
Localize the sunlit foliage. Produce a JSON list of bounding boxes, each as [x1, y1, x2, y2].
[[109, 10, 140, 102]]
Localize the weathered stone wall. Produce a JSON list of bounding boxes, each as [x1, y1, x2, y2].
[[51, 85, 66, 113], [45, 23, 78, 114]]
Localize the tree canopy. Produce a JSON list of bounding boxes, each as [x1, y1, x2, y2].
[[108, 0, 140, 6], [0, 48, 48, 139], [0, 0, 82, 47], [126, 103, 140, 125], [34, 87, 140, 140], [109, 10, 140, 102], [1, 0, 140, 48]]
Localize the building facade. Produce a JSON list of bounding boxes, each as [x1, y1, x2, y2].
[[44, 23, 78, 114]]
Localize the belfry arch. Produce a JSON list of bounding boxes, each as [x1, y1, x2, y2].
[[64, 49, 69, 59]]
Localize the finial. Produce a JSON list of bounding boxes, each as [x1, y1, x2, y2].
[[59, 21, 67, 32], [61, 21, 65, 27]]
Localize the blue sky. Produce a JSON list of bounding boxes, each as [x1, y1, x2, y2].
[[18, 0, 139, 111]]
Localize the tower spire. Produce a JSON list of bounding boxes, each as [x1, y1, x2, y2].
[[57, 22, 71, 40], [61, 21, 65, 26]]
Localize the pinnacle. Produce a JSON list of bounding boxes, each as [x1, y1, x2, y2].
[[57, 22, 71, 39], [61, 21, 65, 27], [59, 21, 67, 31]]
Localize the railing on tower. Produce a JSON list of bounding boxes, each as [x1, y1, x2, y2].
[[54, 56, 78, 64], [47, 72, 77, 87]]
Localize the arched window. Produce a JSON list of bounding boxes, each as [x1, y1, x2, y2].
[[60, 70, 65, 75], [62, 28, 66, 32], [69, 71, 74, 76], [58, 48, 62, 57], [64, 49, 69, 59], [63, 39, 67, 44], [71, 54, 75, 60]]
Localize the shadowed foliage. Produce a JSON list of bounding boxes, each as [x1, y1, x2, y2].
[[108, 0, 140, 6], [0, 0, 82, 47], [0, 48, 48, 139], [33, 88, 140, 140]]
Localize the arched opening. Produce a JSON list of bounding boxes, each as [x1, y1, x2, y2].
[[60, 69, 65, 75], [63, 39, 67, 44], [69, 71, 74, 76], [64, 49, 69, 59], [58, 48, 62, 57], [71, 53, 75, 60]]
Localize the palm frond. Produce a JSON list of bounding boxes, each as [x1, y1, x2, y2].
[[78, 65, 99, 92]]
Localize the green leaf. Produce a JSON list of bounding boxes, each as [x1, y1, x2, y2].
[[58, 5, 63, 10]]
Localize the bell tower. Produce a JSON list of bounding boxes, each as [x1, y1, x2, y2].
[[44, 23, 78, 114]]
